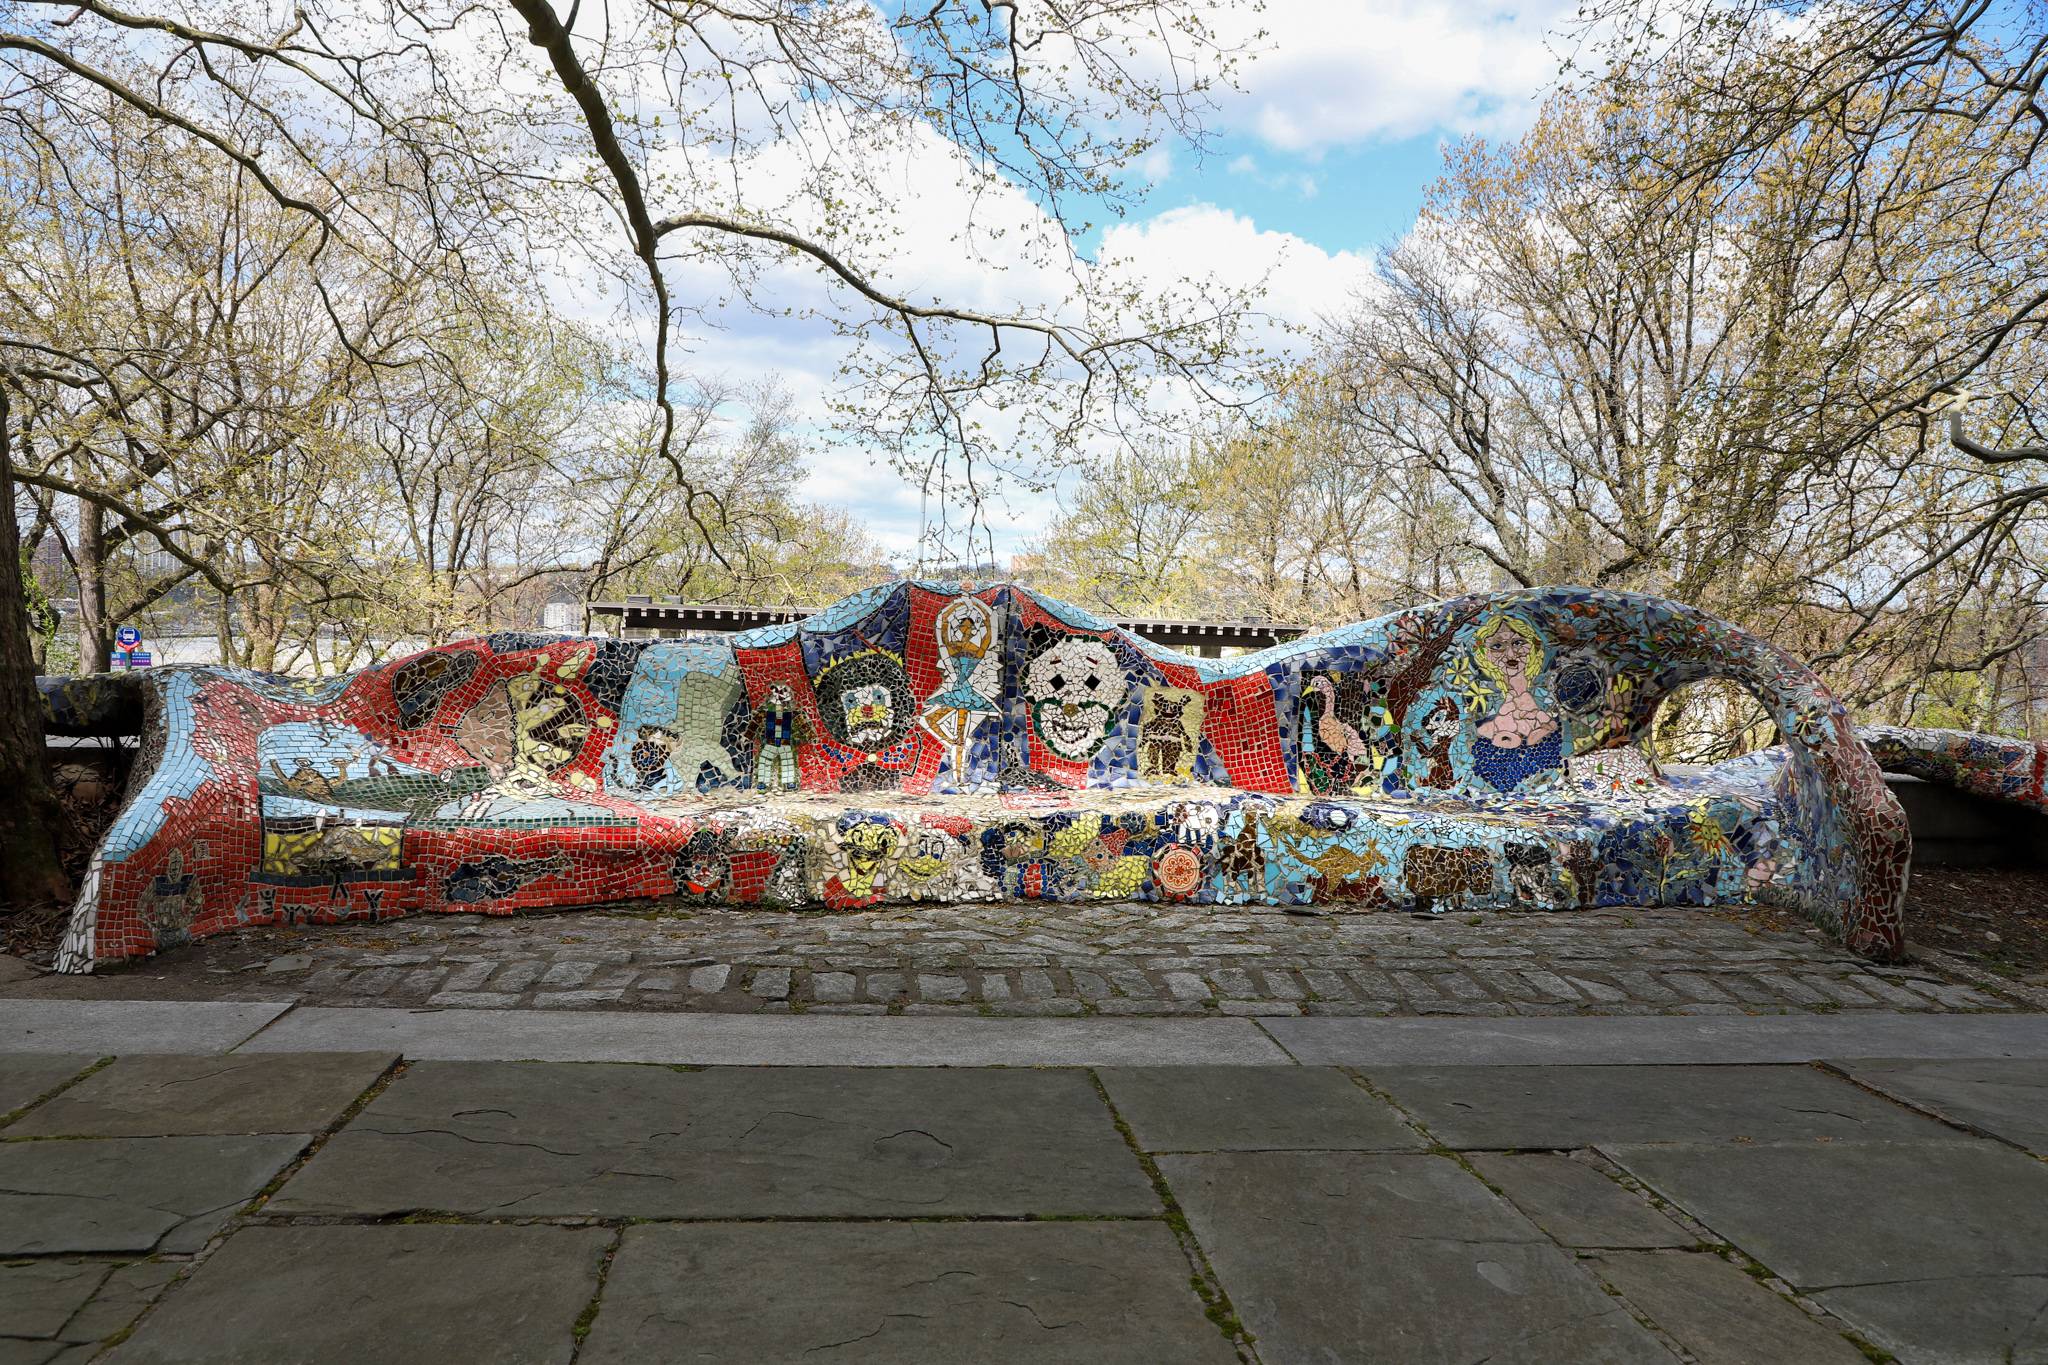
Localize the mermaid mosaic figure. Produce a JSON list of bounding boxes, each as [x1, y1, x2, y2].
[[1469, 614, 1561, 791]]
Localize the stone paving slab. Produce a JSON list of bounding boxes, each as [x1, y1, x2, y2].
[[1098, 1065, 1424, 1151], [1161, 1150, 1677, 1363], [0, 1261, 113, 1340], [5, 1052, 394, 1137], [0, 1259, 179, 1358], [1466, 1153, 1693, 1248], [0, 1341, 78, 1365], [16, 903, 2021, 1019], [0, 1054, 96, 1115], [234, 1007, 1291, 1064], [0, 1134, 307, 1254], [1827, 1057, 2048, 1155], [579, 1221, 1239, 1364], [105, 1225, 608, 1365], [1583, 1251, 1871, 1365], [1814, 1275, 2048, 1365], [1603, 1139, 2048, 1362], [47, 1261, 178, 1350], [1266, 1012, 2048, 1065], [272, 1062, 1155, 1218], [0, 1001, 290, 1054], [1371, 1064, 1964, 1149]]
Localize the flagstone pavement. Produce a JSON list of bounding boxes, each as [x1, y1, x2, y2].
[[5, 901, 2046, 1362], [4, 1037, 2047, 1363]]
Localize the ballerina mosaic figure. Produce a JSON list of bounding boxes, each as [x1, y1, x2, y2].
[[918, 596, 1003, 787]]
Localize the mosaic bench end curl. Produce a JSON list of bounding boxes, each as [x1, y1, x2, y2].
[[49, 582, 1912, 972]]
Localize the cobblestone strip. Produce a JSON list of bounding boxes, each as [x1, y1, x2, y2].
[[66, 902, 2035, 1018]]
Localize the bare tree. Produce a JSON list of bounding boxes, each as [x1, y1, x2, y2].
[[0, 0, 1264, 901]]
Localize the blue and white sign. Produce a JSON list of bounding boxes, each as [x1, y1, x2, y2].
[[115, 625, 142, 649], [125, 651, 153, 669]]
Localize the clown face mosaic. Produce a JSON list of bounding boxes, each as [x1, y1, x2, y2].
[[816, 650, 913, 753], [1024, 632, 1127, 762], [53, 580, 1916, 972]]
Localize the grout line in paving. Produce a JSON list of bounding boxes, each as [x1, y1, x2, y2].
[[240, 1055, 410, 1215], [0, 1054, 115, 1130], [1083, 1068, 1263, 1365], [567, 1226, 624, 1363], [1249, 1018, 1304, 1064], [1337, 1067, 1446, 1152], [1810, 1058, 2048, 1162], [1345, 1076, 1886, 1363], [241, 1211, 1170, 1228], [1437, 1139, 1704, 1356], [1593, 1228, 1898, 1361], [223, 999, 302, 1054], [71, 1053, 411, 1359], [1565, 1138, 1907, 1361]]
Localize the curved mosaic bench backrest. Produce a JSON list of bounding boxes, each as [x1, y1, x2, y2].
[[1856, 725, 2048, 813], [201, 581, 1884, 808]]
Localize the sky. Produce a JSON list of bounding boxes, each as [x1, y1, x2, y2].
[[715, 1, 1583, 566]]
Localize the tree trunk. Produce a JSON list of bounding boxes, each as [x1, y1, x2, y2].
[[74, 497, 111, 673], [0, 391, 77, 906]]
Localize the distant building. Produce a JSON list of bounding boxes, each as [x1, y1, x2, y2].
[[1005, 552, 1045, 583]]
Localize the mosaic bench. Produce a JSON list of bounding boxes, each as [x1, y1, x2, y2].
[[47, 582, 1912, 972], [1857, 725, 2048, 814]]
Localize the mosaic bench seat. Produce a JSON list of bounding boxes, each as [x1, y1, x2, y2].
[[49, 582, 1910, 972]]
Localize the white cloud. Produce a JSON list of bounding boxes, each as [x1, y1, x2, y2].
[[1099, 204, 1374, 336], [1220, 152, 1322, 201], [1213, 0, 1573, 153], [1135, 142, 1175, 187]]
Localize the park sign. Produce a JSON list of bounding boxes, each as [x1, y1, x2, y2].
[[113, 625, 150, 669]]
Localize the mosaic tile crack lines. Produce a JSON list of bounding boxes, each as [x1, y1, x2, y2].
[[49, 582, 1912, 972]]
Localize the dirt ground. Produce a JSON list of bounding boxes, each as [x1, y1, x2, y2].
[[1905, 865, 2048, 979]]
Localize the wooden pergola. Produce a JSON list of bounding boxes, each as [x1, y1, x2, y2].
[[586, 596, 1310, 657]]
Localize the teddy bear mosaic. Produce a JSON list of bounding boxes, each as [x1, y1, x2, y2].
[[51, 581, 1914, 972]]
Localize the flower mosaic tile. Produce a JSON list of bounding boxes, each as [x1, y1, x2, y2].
[[49, 582, 1914, 971]]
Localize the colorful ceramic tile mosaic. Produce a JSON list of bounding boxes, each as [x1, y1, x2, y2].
[[1858, 725, 2048, 813], [50, 582, 1916, 971]]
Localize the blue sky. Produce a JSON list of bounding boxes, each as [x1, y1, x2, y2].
[[749, 1, 1580, 564], [1167, 133, 1453, 258]]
